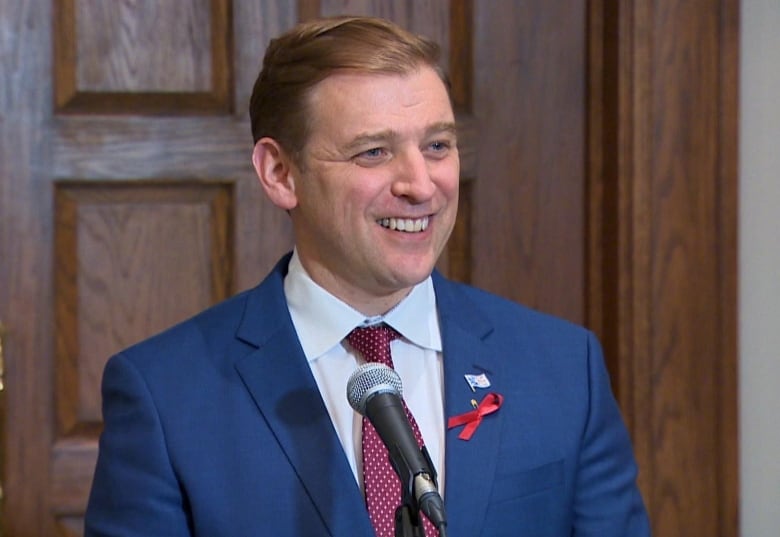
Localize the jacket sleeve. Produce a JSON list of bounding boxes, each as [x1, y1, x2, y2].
[[85, 352, 192, 537], [572, 332, 652, 536]]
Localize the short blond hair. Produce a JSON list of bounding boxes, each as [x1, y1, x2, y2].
[[249, 16, 447, 159]]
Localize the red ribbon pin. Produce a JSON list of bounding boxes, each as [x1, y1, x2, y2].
[[447, 392, 503, 440]]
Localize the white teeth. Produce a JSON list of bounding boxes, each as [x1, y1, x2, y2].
[[378, 216, 430, 233]]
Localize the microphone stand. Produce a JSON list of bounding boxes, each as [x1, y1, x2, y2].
[[391, 447, 448, 537], [394, 501, 426, 537], [394, 501, 449, 537]]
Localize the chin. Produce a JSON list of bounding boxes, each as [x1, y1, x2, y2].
[[386, 264, 436, 290], [374, 247, 440, 282]]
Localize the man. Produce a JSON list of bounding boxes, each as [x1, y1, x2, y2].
[[85, 16, 651, 537]]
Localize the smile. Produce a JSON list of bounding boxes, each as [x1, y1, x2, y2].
[[378, 216, 430, 233]]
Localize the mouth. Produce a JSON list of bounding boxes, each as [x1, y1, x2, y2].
[[377, 216, 430, 233]]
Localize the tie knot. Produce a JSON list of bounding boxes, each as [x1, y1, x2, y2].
[[347, 325, 400, 367]]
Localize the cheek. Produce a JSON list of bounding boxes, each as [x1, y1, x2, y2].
[[296, 173, 345, 212], [436, 163, 460, 200], [344, 179, 390, 213]]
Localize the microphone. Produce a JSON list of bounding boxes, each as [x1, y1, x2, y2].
[[346, 362, 447, 531]]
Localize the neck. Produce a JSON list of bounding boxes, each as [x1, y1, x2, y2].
[[293, 252, 422, 317], [332, 286, 411, 318]]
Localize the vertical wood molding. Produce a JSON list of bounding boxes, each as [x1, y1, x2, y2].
[[716, 1, 740, 534], [588, 0, 739, 535], [449, 0, 473, 114]]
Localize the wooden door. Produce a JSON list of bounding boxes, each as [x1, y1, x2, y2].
[[0, 0, 737, 536], [2, 1, 296, 534], [0, 1, 475, 534]]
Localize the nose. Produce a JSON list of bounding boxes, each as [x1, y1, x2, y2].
[[390, 149, 436, 202]]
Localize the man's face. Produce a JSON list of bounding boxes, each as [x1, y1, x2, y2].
[[289, 66, 459, 313]]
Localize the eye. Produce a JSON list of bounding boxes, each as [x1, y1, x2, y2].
[[361, 147, 386, 159], [424, 139, 454, 158], [352, 147, 391, 167]]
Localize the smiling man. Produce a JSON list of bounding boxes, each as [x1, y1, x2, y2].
[[85, 16, 651, 537], [253, 66, 459, 315]]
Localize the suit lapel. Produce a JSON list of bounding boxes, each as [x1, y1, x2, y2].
[[233, 258, 374, 537], [434, 274, 505, 536], [230, 261, 507, 536]]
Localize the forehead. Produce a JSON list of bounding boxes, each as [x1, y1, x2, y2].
[[304, 67, 455, 142]]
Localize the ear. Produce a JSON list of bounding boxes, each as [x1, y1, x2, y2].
[[252, 137, 299, 210]]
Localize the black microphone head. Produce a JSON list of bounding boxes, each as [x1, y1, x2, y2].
[[346, 362, 403, 415]]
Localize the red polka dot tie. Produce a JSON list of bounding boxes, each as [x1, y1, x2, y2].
[[347, 325, 438, 537]]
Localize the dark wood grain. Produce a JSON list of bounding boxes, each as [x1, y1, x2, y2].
[[54, 0, 233, 114], [1, 0, 55, 533], [587, 1, 739, 535], [74, 0, 214, 92], [53, 117, 253, 179], [716, 1, 739, 533], [472, 0, 587, 323], [54, 182, 233, 438], [449, 0, 473, 113]]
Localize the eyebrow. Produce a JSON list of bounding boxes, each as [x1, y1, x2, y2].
[[342, 121, 458, 153], [426, 121, 458, 138]]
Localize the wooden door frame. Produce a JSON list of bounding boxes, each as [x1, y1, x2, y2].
[[587, 0, 738, 535]]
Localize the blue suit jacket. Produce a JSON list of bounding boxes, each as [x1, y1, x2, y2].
[[85, 256, 650, 536]]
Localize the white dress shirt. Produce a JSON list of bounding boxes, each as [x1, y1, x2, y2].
[[283, 250, 446, 495]]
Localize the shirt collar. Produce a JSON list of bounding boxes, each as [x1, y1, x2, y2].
[[284, 249, 442, 361]]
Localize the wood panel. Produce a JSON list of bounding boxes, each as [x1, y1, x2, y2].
[[53, 182, 233, 437], [587, 1, 739, 535], [53, 0, 233, 114], [472, 1, 587, 323], [50, 181, 233, 536]]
